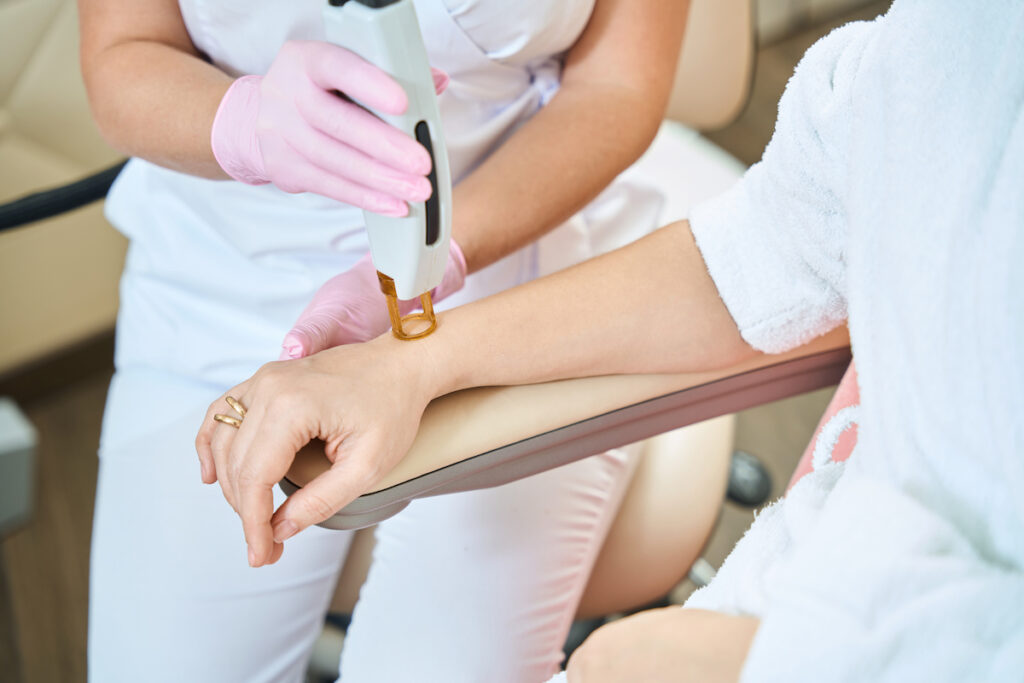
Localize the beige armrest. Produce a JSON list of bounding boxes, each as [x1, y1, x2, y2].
[[283, 328, 851, 529]]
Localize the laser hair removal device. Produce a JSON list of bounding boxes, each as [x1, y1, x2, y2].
[[324, 0, 452, 340]]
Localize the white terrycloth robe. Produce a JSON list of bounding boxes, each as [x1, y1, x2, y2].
[[681, 1, 1024, 680]]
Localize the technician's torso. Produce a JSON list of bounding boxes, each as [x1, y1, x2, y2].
[[176, 0, 595, 180], [104, 0, 662, 388], [109, 0, 594, 246]]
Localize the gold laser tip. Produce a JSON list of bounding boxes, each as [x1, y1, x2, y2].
[[377, 271, 438, 341]]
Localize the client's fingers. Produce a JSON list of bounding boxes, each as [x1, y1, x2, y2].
[[196, 397, 225, 484], [211, 424, 240, 512], [229, 399, 304, 567], [196, 381, 251, 484], [237, 475, 277, 568], [271, 447, 382, 538]]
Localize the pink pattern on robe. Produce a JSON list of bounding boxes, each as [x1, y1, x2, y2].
[[787, 362, 859, 491]]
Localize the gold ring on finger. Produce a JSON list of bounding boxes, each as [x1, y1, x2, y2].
[[214, 414, 242, 429], [225, 395, 247, 418]]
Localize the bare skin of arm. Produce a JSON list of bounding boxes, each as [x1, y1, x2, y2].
[[450, 0, 690, 272], [77, 0, 232, 177], [196, 218, 757, 565], [423, 219, 752, 395], [77, 0, 689, 271], [567, 608, 761, 682]]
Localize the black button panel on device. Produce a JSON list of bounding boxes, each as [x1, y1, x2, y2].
[[415, 120, 440, 246], [328, 0, 402, 7], [346, 0, 404, 7]]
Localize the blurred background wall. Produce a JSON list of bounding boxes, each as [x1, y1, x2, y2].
[[758, 0, 877, 42], [0, 0, 125, 377]]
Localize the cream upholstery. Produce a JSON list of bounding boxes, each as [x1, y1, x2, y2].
[[668, 0, 755, 130], [0, 0, 125, 375]]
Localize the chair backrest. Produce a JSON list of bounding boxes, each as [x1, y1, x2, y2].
[[666, 0, 756, 130], [0, 0, 125, 376], [0, 0, 119, 173]]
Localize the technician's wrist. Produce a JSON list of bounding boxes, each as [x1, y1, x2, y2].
[[431, 238, 468, 302], [210, 75, 268, 185]]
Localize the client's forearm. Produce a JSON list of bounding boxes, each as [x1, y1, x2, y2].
[[406, 219, 755, 397]]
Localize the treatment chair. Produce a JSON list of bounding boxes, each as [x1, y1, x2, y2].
[[0, 0, 851, 675]]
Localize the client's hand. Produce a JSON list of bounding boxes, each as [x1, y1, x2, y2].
[[280, 240, 467, 358], [195, 338, 435, 567], [567, 608, 760, 683]]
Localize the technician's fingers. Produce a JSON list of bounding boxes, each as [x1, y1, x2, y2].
[[290, 127, 432, 204], [279, 327, 316, 360], [280, 326, 328, 361], [289, 161, 410, 217], [430, 67, 449, 95], [303, 42, 409, 117], [300, 86, 431, 176]]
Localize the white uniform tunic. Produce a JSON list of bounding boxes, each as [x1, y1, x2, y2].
[[90, 1, 679, 682]]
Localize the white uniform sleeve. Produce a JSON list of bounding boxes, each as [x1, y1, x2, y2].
[[689, 21, 875, 353]]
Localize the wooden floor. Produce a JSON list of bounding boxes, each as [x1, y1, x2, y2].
[[0, 4, 890, 681], [1, 372, 106, 682]]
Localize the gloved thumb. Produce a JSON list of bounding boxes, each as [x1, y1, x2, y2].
[[280, 327, 323, 360], [431, 67, 450, 95]]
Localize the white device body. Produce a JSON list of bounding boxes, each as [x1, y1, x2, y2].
[[323, 0, 452, 301]]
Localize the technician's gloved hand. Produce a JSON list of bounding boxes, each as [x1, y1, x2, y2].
[[279, 239, 467, 358], [211, 40, 449, 216]]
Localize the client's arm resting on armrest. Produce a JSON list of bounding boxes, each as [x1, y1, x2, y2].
[[196, 220, 761, 567], [284, 325, 849, 530]]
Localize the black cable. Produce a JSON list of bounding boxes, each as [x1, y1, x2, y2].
[[0, 160, 128, 233]]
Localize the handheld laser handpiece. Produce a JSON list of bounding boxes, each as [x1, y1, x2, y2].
[[323, 0, 452, 340]]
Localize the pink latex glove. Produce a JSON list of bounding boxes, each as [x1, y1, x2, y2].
[[211, 40, 449, 217], [280, 239, 467, 359]]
